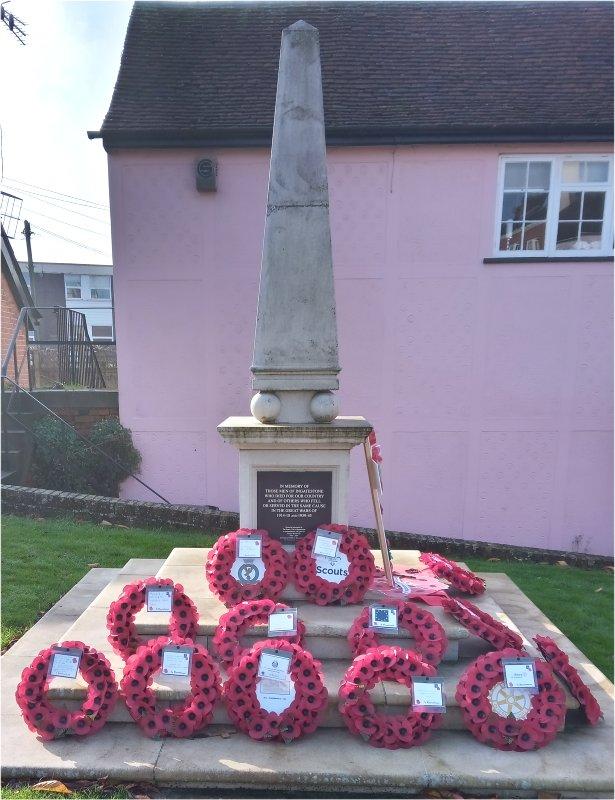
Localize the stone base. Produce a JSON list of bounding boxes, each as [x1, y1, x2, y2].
[[1, 555, 613, 795]]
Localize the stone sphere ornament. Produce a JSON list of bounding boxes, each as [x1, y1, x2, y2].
[[309, 390, 339, 423], [250, 392, 281, 423], [456, 648, 566, 751], [15, 641, 119, 740]]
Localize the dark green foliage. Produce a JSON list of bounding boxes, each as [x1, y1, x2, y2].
[[29, 416, 141, 497]]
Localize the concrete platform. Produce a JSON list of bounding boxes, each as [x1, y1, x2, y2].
[[1, 553, 613, 796]]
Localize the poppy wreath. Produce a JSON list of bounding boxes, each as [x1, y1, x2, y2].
[[15, 640, 118, 741], [292, 524, 375, 606], [456, 648, 566, 751], [534, 635, 602, 725], [347, 600, 448, 667], [205, 528, 290, 607], [418, 552, 486, 595], [121, 635, 221, 738], [106, 577, 199, 660], [223, 639, 328, 743], [213, 598, 307, 670], [339, 645, 443, 749], [441, 596, 524, 651]]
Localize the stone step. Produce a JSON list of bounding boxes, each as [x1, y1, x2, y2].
[[46, 653, 580, 730]]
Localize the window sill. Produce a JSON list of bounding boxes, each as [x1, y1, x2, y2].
[[484, 256, 614, 264]]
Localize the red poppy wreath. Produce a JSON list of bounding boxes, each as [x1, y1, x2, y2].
[[121, 635, 221, 738], [15, 640, 118, 740], [205, 528, 290, 607], [106, 577, 199, 660], [347, 600, 448, 666], [223, 639, 328, 742], [419, 552, 486, 595], [534, 635, 602, 725], [339, 645, 443, 749], [292, 524, 375, 605], [441, 596, 523, 651], [455, 648, 566, 751], [213, 598, 306, 670]]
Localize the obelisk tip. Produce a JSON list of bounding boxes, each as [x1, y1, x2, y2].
[[285, 19, 318, 33]]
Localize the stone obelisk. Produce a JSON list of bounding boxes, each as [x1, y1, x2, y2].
[[251, 20, 339, 425], [219, 21, 371, 545]]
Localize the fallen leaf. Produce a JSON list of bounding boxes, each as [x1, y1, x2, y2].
[[116, 524, 129, 529], [32, 780, 71, 794], [100, 520, 113, 527], [595, 587, 603, 592], [87, 563, 100, 568], [603, 565, 614, 572], [487, 557, 501, 562], [555, 560, 569, 568]]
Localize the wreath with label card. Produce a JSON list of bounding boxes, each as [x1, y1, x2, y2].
[[441, 596, 524, 651], [533, 635, 602, 725], [205, 528, 290, 607], [15, 640, 119, 740], [348, 600, 448, 666], [339, 645, 443, 749], [419, 552, 486, 596], [223, 639, 328, 742], [455, 648, 566, 750], [213, 598, 307, 670], [121, 635, 221, 738], [106, 577, 199, 660], [292, 524, 375, 605]]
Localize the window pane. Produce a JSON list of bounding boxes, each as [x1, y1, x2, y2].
[[528, 162, 551, 190], [499, 220, 523, 251], [559, 191, 582, 220], [66, 288, 81, 299], [563, 161, 583, 183], [582, 191, 605, 220], [504, 162, 527, 190], [91, 325, 113, 339], [580, 221, 603, 248], [525, 192, 548, 220], [501, 192, 525, 221], [65, 275, 82, 298], [556, 221, 579, 249], [89, 275, 111, 300], [586, 162, 608, 182], [522, 221, 546, 250]]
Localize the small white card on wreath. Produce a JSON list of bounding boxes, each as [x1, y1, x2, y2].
[[146, 585, 173, 613], [236, 535, 262, 560], [312, 529, 341, 560], [161, 645, 193, 677], [257, 648, 292, 682], [49, 647, 82, 679], [368, 605, 399, 634], [502, 658, 538, 693], [412, 677, 446, 713], [268, 608, 298, 637]]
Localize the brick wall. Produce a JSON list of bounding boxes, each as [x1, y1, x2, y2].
[[1, 271, 27, 381], [52, 404, 117, 436], [28, 390, 119, 437]]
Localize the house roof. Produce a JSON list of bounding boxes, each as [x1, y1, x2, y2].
[[92, 1, 614, 150]]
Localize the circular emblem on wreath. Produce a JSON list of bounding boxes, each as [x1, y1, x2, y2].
[[237, 562, 261, 584], [488, 682, 532, 721]]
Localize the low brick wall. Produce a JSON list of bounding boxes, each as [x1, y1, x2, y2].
[[30, 389, 118, 437], [2, 484, 612, 568]]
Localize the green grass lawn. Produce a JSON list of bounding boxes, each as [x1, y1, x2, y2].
[[1, 515, 613, 681]]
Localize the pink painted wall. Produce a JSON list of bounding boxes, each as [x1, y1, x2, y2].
[[108, 143, 613, 555]]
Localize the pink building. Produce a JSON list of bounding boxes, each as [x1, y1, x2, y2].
[[92, 2, 614, 555]]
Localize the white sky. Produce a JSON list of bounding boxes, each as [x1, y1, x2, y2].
[[1, 0, 133, 265]]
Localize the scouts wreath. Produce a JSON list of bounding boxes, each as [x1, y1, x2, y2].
[[347, 600, 448, 666], [223, 639, 328, 742], [15, 640, 118, 740], [339, 645, 443, 749], [213, 598, 306, 669], [121, 635, 221, 738], [106, 577, 199, 660], [534, 635, 602, 725], [456, 648, 566, 751], [292, 523, 375, 605], [441, 596, 523, 650], [205, 528, 290, 606], [419, 552, 486, 596]]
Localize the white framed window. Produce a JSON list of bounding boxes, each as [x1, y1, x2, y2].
[[64, 274, 112, 301], [91, 324, 113, 341], [64, 274, 82, 299], [494, 155, 613, 257], [89, 275, 111, 300]]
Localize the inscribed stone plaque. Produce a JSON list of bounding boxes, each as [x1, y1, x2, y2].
[[257, 470, 333, 545]]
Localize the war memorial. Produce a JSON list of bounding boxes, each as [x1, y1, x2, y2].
[[2, 21, 613, 798]]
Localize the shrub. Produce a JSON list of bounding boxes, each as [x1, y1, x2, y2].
[[29, 416, 141, 497]]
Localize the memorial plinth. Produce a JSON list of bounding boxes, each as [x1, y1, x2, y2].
[[218, 416, 371, 543]]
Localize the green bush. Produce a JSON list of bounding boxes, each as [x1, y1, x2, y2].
[[29, 416, 141, 497]]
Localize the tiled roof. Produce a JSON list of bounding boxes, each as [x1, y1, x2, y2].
[[95, 1, 613, 148]]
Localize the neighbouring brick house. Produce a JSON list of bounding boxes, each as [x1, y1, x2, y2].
[[91, 1, 614, 555], [1, 225, 34, 381]]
